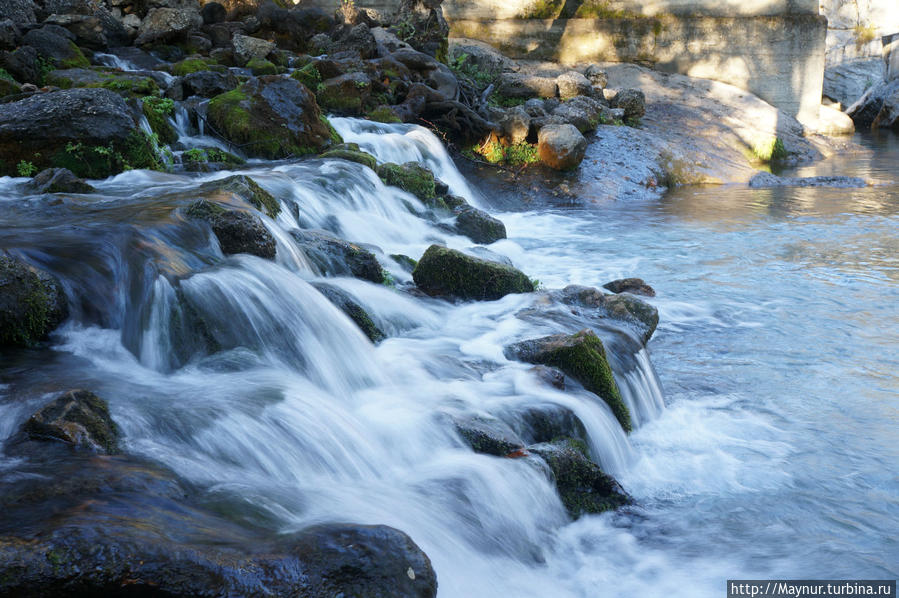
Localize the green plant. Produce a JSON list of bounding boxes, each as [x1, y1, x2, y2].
[[291, 63, 322, 91], [449, 53, 497, 91], [142, 95, 175, 116], [752, 136, 787, 163], [17, 160, 38, 177], [36, 56, 55, 86], [0, 69, 15, 83], [395, 19, 415, 42], [487, 93, 526, 108], [183, 148, 208, 163]]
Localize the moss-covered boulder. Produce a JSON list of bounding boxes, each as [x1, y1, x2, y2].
[[199, 174, 279, 218], [412, 245, 534, 301], [23, 168, 94, 194], [186, 200, 276, 259], [316, 72, 371, 115], [454, 415, 525, 457], [141, 95, 177, 145], [291, 229, 385, 283], [319, 148, 377, 170], [505, 329, 631, 432], [246, 57, 278, 76], [602, 277, 656, 297], [0, 88, 160, 178], [44, 68, 160, 98], [530, 440, 630, 518], [453, 205, 507, 244], [560, 285, 659, 345], [0, 255, 68, 347], [312, 282, 385, 343], [206, 76, 337, 159], [180, 147, 246, 172], [23, 390, 119, 454], [377, 162, 436, 202], [21, 25, 89, 72], [171, 57, 224, 77]]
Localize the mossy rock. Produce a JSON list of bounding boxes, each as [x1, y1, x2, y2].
[[181, 147, 245, 171], [290, 229, 384, 283], [377, 162, 436, 202], [44, 69, 159, 98], [367, 105, 402, 123], [505, 329, 631, 432], [454, 205, 507, 244], [0, 255, 68, 347], [206, 76, 335, 159], [199, 174, 279, 218], [171, 58, 223, 77], [141, 96, 177, 145], [316, 72, 371, 115], [23, 390, 119, 454], [319, 148, 377, 170], [412, 244, 534, 301], [560, 285, 658, 344], [290, 62, 322, 91], [186, 199, 276, 259], [530, 440, 630, 517], [390, 254, 417, 273], [454, 416, 525, 456], [312, 282, 385, 343], [49, 129, 163, 179], [246, 58, 279, 76]]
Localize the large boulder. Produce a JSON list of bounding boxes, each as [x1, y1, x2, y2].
[[537, 124, 587, 171], [453, 205, 506, 244], [1, 0, 36, 27], [22, 167, 94, 194], [559, 285, 659, 345], [0, 88, 156, 178], [231, 33, 275, 64], [290, 228, 385, 283], [186, 199, 276, 258], [496, 73, 558, 99], [412, 244, 534, 301], [23, 390, 119, 454], [206, 76, 337, 159], [134, 7, 200, 46], [377, 161, 437, 203], [312, 282, 385, 343], [454, 415, 525, 457], [182, 68, 238, 97], [505, 329, 631, 432], [0, 255, 68, 347], [21, 24, 89, 70]]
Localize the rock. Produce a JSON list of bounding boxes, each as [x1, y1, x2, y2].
[[180, 146, 245, 171], [186, 200, 276, 259], [312, 282, 385, 342], [530, 440, 630, 517], [1, 0, 36, 27], [231, 32, 275, 64], [0, 255, 68, 347], [537, 124, 587, 171], [182, 68, 238, 97], [583, 64, 607, 89], [0, 19, 21, 51], [748, 172, 868, 188], [873, 88, 899, 131], [454, 415, 525, 456], [516, 403, 588, 445], [448, 38, 514, 75], [560, 285, 659, 345], [201, 1, 227, 25], [199, 174, 280, 218], [317, 71, 371, 114], [611, 88, 645, 120], [499, 105, 530, 145], [246, 57, 277, 75], [206, 75, 337, 159], [377, 161, 437, 202], [290, 228, 385, 283], [412, 244, 534, 301], [523, 98, 547, 118], [391, 253, 417, 272], [333, 22, 377, 59], [22, 25, 89, 69], [556, 71, 592, 101], [2, 45, 40, 84], [823, 57, 885, 108], [505, 329, 631, 431], [496, 72, 558, 99], [530, 365, 565, 390], [552, 97, 604, 133], [391, 0, 449, 60], [44, 68, 161, 97], [0, 88, 155, 179], [453, 205, 506, 244], [0, 76, 20, 97], [602, 278, 655, 297], [134, 7, 200, 46], [847, 79, 899, 128], [809, 104, 855, 136], [320, 147, 378, 170], [22, 167, 94, 194], [22, 390, 118, 454]]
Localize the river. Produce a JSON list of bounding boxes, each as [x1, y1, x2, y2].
[[0, 119, 896, 596]]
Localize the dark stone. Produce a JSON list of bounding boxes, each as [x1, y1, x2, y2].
[[559, 285, 659, 345], [186, 200, 276, 259], [610, 88, 645, 120], [182, 68, 238, 98], [505, 329, 631, 432], [412, 244, 534, 301], [22, 390, 118, 454], [516, 403, 587, 445], [530, 365, 565, 389], [0, 18, 22, 51], [290, 228, 385, 283], [199, 174, 279, 217], [312, 282, 385, 342], [748, 171, 868, 189], [0, 255, 68, 347], [202, 1, 227, 25], [317, 71, 372, 115], [333, 22, 377, 59], [602, 277, 656, 297], [22, 25, 88, 69], [453, 205, 506, 244], [1, 45, 40, 84], [1, 0, 36, 27], [22, 167, 94, 194], [454, 415, 525, 456], [530, 440, 630, 517]]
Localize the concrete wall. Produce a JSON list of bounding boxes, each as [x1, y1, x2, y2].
[[451, 15, 827, 119]]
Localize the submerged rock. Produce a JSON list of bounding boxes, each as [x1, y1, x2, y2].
[[291, 229, 385, 283], [412, 245, 534, 301], [748, 171, 868, 188], [505, 330, 631, 432], [186, 200, 276, 259], [530, 440, 630, 517], [0, 255, 68, 347], [312, 282, 385, 343], [320, 147, 378, 170], [537, 124, 587, 171], [560, 285, 659, 345], [454, 415, 525, 457], [602, 277, 655, 297], [453, 205, 506, 244], [200, 174, 280, 218], [22, 168, 94, 194], [23, 390, 119, 454]]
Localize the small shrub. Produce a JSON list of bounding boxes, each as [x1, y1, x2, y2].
[[17, 160, 38, 177]]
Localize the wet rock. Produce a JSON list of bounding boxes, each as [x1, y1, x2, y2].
[[453, 205, 507, 244], [530, 440, 630, 517], [22, 390, 118, 454], [496, 72, 558, 99], [391, 253, 418, 272], [412, 244, 534, 301], [0, 255, 68, 348], [182, 68, 238, 97], [516, 403, 587, 446], [312, 282, 385, 343], [22, 25, 89, 70], [602, 278, 655, 297], [186, 200, 276, 259], [505, 330, 630, 431], [291, 228, 385, 283], [317, 71, 372, 114], [556, 71, 592, 101], [537, 124, 587, 171], [530, 365, 565, 389], [320, 147, 378, 170], [135, 7, 200, 47], [232, 32, 275, 64], [454, 415, 525, 456], [552, 96, 604, 133], [44, 67, 161, 97], [611, 88, 645, 120], [748, 172, 868, 188], [22, 167, 94, 194], [200, 174, 279, 218], [377, 161, 437, 202], [559, 285, 659, 345], [206, 75, 337, 159]]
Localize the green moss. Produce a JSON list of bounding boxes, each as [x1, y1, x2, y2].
[[97, 76, 158, 96], [366, 106, 401, 123], [751, 136, 788, 163], [531, 442, 630, 517], [246, 57, 278, 76], [488, 93, 527, 108], [50, 130, 164, 178], [470, 138, 538, 166], [320, 148, 377, 170], [0, 69, 15, 83], [321, 114, 343, 144], [522, 0, 563, 19], [171, 58, 214, 77], [141, 96, 177, 145], [60, 42, 90, 69], [412, 244, 535, 301], [377, 162, 436, 201], [390, 253, 417, 272], [290, 62, 322, 91]]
